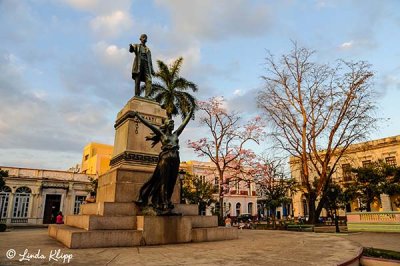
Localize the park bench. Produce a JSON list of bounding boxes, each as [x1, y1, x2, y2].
[[286, 224, 315, 232]]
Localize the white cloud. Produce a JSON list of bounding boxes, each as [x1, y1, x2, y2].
[[0, 50, 115, 157], [90, 10, 134, 38], [156, 44, 201, 77], [233, 89, 243, 96], [0, 0, 41, 43], [93, 41, 129, 67], [338, 39, 378, 52], [154, 0, 271, 41], [340, 41, 354, 49], [315, 0, 335, 9], [62, 0, 134, 38], [227, 89, 259, 115], [32, 90, 48, 100], [381, 73, 400, 92], [62, 0, 131, 14]]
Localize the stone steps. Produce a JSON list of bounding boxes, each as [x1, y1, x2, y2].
[[79, 202, 138, 216], [48, 224, 143, 248], [49, 216, 238, 248], [189, 215, 218, 228], [65, 215, 137, 230], [192, 227, 239, 242]]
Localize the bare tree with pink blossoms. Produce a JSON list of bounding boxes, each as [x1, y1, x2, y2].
[[187, 97, 264, 224]]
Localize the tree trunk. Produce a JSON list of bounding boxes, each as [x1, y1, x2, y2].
[[306, 193, 317, 224], [217, 190, 225, 226], [366, 202, 371, 212], [272, 208, 276, 229], [334, 209, 340, 233], [315, 194, 328, 224]]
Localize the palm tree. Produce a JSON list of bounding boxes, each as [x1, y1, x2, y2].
[[148, 57, 198, 119]]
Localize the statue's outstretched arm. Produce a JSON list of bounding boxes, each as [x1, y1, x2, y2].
[[175, 107, 194, 136], [129, 44, 137, 53], [134, 111, 162, 136]]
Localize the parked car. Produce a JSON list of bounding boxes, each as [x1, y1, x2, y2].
[[237, 213, 253, 223]]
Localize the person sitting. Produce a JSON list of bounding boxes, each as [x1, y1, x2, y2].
[[238, 221, 245, 230], [85, 191, 96, 203], [225, 215, 232, 227], [56, 211, 64, 224]]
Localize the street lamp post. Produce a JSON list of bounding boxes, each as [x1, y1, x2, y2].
[[330, 187, 340, 233], [178, 170, 186, 204]]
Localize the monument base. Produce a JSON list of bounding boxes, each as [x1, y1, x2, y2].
[[49, 97, 238, 248], [49, 203, 238, 249]]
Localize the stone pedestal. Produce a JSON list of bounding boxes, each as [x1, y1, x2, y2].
[[110, 96, 166, 169], [49, 97, 238, 248]]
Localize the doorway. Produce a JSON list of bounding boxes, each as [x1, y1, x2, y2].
[[43, 194, 61, 224]]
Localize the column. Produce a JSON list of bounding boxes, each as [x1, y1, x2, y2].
[[380, 194, 392, 211], [6, 192, 15, 224]]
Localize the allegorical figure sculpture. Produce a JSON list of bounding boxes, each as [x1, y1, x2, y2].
[[129, 34, 155, 97], [133, 107, 193, 214]]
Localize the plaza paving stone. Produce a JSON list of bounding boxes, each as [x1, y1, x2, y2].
[[339, 232, 400, 252], [0, 228, 362, 265]]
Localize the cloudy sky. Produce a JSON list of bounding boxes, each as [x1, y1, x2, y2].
[[1, 0, 399, 170]]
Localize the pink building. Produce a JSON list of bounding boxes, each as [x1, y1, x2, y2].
[[180, 161, 257, 218]]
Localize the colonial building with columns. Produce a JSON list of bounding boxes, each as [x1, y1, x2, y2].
[[291, 135, 400, 219], [0, 166, 94, 226]]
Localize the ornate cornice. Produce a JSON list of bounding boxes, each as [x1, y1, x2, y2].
[[114, 111, 138, 129], [110, 151, 159, 166]]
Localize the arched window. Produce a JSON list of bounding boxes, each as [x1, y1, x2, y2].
[[214, 202, 220, 216], [248, 202, 253, 215], [13, 187, 32, 218], [302, 195, 308, 216], [0, 186, 11, 220], [236, 203, 241, 216]]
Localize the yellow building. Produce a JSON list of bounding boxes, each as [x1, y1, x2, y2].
[[81, 142, 113, 175], [291, 135, 400, 218]]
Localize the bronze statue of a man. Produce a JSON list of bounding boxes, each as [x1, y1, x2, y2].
[[129, 34, 155, 97]]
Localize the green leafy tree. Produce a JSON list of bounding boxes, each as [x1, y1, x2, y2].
[[182, 173, 218, 215], [149, 57, 198, 119], [323, 181, 349, 232], [88, 176, 98, 195], [381, 165, 400, 201], [0, 169, 9, 227], [255, 159, 298, 229], [0, 169, 7, 189], [350, 160, 400, 212]]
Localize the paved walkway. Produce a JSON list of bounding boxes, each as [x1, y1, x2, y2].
[[0, 228, 360, 266], [339, 232, 400, 252]]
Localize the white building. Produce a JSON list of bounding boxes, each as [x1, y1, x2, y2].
[[0, 166, 94, 225]]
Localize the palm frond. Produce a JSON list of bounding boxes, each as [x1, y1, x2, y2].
[[156, 60, 171, 84], [172, 77, 198, 92], [148, 82, 167, 98], [170, 57, 183, 79], [150, 57, 198, 119]]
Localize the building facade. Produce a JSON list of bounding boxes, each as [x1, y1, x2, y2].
[[81, 142, 113, 175], [78, 142, 259, 219], [180, 161, 258, 218], [0, 166, 94, 225], [291, 135, 400, 218]]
